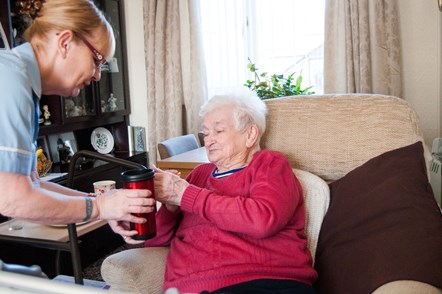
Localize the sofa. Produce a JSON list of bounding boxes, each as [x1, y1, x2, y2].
[[101, 94, 442, 294]]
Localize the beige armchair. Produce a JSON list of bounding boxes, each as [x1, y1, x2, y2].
[[101, 94, 441, 294]]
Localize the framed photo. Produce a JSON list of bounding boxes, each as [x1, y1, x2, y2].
[[128, 126, 147, 152], [36, 136, 51, 161], [48, 132, 77, 163], [134, 126, 146, 152]]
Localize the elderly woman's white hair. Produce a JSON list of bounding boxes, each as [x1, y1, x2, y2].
[[199, 89, 268, 137]]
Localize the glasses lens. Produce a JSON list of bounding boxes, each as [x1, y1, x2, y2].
[[75, 33, 105, 69], [94, 59, 103, 69]]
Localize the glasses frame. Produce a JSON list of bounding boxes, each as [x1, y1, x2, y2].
[[75, 33, 106, 68]]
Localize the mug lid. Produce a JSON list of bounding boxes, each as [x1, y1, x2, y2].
[[121, 168, 155, 182]]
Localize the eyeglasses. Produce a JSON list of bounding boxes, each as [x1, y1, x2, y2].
[[75, 33, 106, 69]]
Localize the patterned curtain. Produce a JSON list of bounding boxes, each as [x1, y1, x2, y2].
[[143, 0, 207, 165], [324, 0, 401, 96]]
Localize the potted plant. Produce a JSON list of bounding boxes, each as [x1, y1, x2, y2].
[[244, 59, 315, 99]]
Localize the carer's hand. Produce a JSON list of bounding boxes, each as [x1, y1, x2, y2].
[[95, 189, 155, 222], [108, 220, 144, 245], [152, 165, 189, 207]]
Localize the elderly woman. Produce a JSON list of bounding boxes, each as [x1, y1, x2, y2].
[[129, 91, 316, 293], [0, 0, 152, 225]]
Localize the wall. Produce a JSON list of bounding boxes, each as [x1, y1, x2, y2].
[[123, 0, 149, 145], [398, 0, 442, 147], [124, 0, 442, 149]]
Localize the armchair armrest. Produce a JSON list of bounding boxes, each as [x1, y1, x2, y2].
[[101, 247, 169, 294]]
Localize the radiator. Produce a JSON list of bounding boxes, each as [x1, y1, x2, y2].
[[430, 155, 442, 207]]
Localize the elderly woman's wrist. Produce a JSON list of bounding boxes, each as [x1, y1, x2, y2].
[[165, 204, 180, 212], [173, 178, 188, 201]]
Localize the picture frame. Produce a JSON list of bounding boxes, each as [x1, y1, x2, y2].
[[48, 132, 77, 163], [128, 126, 147, 152], [134, 126, 147, 152], [134, 127, 146, 152], [36, 136, 51, 161]]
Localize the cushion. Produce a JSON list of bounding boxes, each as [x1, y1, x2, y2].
[[293, 168, 330, 265], [101, 247, 169, 294], [314, 142, 442, 294]]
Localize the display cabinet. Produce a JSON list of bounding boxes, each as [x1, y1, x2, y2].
[[0, 1, 12, 48], [0, 0, 135, 167], [0, 3, 147, 275], [59, 0, 130, 124]]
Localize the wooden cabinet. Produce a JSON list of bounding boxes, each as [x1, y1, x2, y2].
[[0, 2, 144, 273], [39, 0, 131, 149], [0, 1, 12, 48], [1, 0, 136, 167], [39, 0, 130, 133]]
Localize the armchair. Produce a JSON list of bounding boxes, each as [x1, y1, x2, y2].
[[157, 134, 200, 160], [101, 94, 442, 294]]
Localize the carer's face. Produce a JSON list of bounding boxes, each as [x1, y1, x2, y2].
[[202, 106, 249, 168], [66, 34, 104, 97], [52, 29, 109, 97]]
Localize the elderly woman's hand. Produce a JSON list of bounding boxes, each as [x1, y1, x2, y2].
[[153, 165, 189, 209], [108, 220, 145, 245]]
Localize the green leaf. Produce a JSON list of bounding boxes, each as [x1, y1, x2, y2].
[[245, 60, 315, 99], [247, 63, 256, 72]]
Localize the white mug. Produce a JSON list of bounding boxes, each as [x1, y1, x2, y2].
[[93, 180, 116, 196]]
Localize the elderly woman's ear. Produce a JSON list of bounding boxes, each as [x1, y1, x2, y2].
[[245, 124, 260, 148]]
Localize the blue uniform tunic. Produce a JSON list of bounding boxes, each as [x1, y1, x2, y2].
[[0, 43, 42, 175]]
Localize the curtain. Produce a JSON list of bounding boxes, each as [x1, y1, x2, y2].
[[323, 0, 401, 96], [143, 0, 207, 165]]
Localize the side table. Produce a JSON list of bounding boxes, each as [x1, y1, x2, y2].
[[157, 147, 208, 178], [0, 150, 147, 285], [0, 219, 107, 282]]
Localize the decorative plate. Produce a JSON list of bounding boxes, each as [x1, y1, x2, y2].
[[90, 127, 114, 154]]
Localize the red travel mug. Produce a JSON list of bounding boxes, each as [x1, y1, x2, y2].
[[121, 168, 156, 240]]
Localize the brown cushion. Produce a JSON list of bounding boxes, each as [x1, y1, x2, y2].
[[314, 142, 442, 294]]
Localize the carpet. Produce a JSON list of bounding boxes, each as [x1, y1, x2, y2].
[[83, 243, 143, 281]]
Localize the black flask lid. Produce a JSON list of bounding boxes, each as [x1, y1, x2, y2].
[[121, 168, 154, 182]]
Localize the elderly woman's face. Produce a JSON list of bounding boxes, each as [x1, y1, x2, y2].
[[202, 105, 250, 168]]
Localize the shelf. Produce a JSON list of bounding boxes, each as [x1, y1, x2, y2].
[[38, 115, 127, 136]]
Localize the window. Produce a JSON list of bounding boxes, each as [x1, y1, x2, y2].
[[200, 0, 325, 98]]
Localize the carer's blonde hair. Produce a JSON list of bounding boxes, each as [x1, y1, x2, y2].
[[24, 0, 115, 60]]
